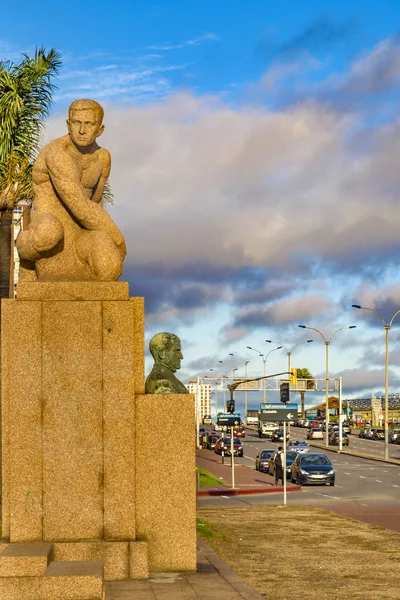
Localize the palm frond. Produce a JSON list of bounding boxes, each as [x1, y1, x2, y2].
[[0, 47, 61, 209]]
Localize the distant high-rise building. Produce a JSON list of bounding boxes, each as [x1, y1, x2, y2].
[[187, 380, 211, 420]]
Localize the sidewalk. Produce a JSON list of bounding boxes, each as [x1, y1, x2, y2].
[[197, 449, 301, 496], [105, 537, 264, 599]]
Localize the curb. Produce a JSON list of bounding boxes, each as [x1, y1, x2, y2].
[[197, 484, 301, 496]]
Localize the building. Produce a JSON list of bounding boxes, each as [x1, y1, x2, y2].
[[11, 203, 30, 297], [187, 380, 211, 421]]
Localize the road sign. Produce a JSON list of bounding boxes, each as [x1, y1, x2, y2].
[[259, 404, 298, 422], [217, 414, 241, 427]]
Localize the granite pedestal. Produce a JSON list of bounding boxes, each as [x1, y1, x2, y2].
[[1, 281, 196, 599]]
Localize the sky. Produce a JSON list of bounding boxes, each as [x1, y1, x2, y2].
[[3, 0, 400, 411]]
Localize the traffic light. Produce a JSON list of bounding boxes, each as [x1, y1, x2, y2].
[[290, 368, 297, 387], [280, 382, 289, 404], [227, 400, 235, 414]]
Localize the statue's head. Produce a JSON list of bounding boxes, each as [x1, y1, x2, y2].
[[67, 99, 104, 148], [149, 332, 183, 373]]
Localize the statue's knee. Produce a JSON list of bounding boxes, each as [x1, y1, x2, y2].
[[90, 234, 123, 281], [31, 213, 64, 253], [17, 214, 63, 261]]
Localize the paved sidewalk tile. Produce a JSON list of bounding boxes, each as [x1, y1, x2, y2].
[[105, 537, 264, 600]]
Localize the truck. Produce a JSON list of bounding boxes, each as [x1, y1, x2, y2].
[[246, 410, 259, 426], [258, 421, 279, 439]]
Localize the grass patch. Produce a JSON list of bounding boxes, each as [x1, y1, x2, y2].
[[197, 505, 400, 600], [196, 467, 225, 487]]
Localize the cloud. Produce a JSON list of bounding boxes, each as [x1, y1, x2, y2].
[[148, 33, 219, 52], [325, 366, 400, 396], [233, 295, 335, 328]]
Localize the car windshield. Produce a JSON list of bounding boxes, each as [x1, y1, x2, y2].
[[286, 452, 298, 461], [300, 455, 331, 466], [261, 450, 274, 458], [312, 428, 322, 432]]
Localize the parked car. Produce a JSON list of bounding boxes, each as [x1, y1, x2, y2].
[[307, 428, 324, 440], [199, 426, 207, 445], [290, 453, 335, 486], [268, 451, 298, 477], [372, 429, 385, 441], [329, 431, 349, 446], [205, 432, 220, 450], [214, 437, 243, 457], [365, 428, 378, 439], [271, 428, 290, 443], [389, 429, 400, 443], [288, 440, 309, 453], [358, 427, 369, 438], [255, 449, 275, 471]]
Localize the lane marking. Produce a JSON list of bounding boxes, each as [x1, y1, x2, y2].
[[361, 503, 368, 506], [345, 472, 351, 475], [375, 480, 382, 483], [359, 476, 366, 479], [243, 455, 256, 461], [393, 485, 399, 488]]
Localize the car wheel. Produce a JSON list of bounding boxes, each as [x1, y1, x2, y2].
[[330, 482, 335, 486]]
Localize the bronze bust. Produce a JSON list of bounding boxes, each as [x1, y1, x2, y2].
[[145, 332, 189, 394]]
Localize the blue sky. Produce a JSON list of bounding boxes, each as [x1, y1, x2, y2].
[[4, 1, 400, 410]]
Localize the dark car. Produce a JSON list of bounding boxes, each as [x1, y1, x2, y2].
[[271, 428, 290, 443], [255, 449, 275, 471], [268, 451, 298, 477], [329, 431, 349, 446], [205, 432, 220, 450], [214, 437, 243, 457], [372, 429, 385, 441], [290, 452, 335, 486]]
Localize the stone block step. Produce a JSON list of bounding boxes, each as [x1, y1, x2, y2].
[[0, 559, 104, 599], [0, 542, 53, 576]]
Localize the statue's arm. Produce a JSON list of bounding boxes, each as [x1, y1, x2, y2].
[[91, 150, 111, 204], [45, 148, 124, 246]]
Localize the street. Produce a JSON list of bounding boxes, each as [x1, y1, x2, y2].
[[198, 428, 400, 531]]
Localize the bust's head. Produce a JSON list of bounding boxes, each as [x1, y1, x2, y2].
[[149, 332, 183, 373], [67, 99, 104, 148]]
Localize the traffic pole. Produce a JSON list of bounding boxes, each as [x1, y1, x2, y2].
[[283, 420, 287, 506], [231, 426, 235, 489]]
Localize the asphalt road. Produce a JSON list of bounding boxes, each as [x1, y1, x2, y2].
[[198, 427, 400, 516]]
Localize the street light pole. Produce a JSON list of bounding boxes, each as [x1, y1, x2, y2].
[[265, 339, 314, 376], [298, 325, 356, 447], [244, 360, 250, 419], [218, 354, 234, 413], [247, 346, 282, 401], [352, 304, 400, 461]]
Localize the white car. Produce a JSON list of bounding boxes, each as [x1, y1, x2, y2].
[[307, 428, 324, 440]]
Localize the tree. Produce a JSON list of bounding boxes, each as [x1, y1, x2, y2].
[[296, 368, 314, 418], [0, 47, 61, 297]]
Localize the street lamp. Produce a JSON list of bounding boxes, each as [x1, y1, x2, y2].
[[352, 304, 400, 460], [265, 339, 313, 373], [246, 345, 283, 401], [218, 354, 234, 412], [244, 360, 250, 419], [298, 324, 356, 447]]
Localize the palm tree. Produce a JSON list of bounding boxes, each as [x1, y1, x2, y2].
[[296, 368, 314, 418], [0, 47, 61, 297]]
